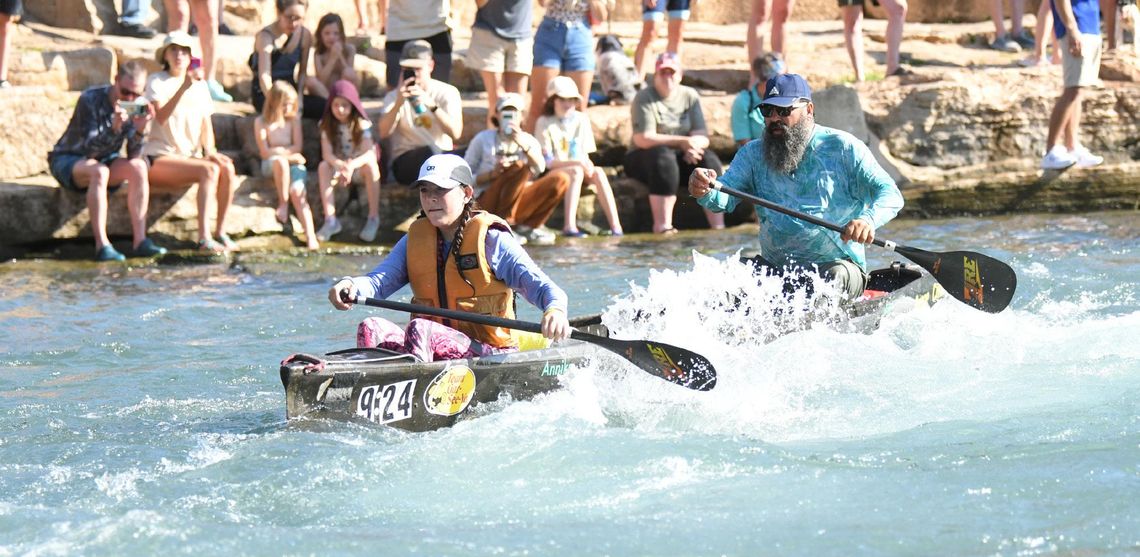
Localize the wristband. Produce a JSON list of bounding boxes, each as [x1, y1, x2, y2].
[[543, 307, 566, 317]]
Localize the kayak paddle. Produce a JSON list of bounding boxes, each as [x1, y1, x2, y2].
[[711, 181, 1017, 313], [352, 296, 717, 391]]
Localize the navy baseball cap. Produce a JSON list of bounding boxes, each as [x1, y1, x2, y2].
[[761, 73, 812, 107]]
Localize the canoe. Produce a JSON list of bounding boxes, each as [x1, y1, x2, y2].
[[279, 262, 945, 431]]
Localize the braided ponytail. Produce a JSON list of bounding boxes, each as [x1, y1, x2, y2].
[[451, 199, 478, 294]]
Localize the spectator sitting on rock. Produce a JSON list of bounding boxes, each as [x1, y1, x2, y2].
[[624, 52, 724, 234], [310, 13, 360, 99], [255, 80, 319, 250], [840, 0, 909, 81], [384, 0, 454, 88], [535, 77, 623, 237], [0, 0, 19, 88], [48, 61, 167, 261], [747, 0, 794, 61], [466, 0, 535, 129], [379, 40, 462, 186], [989, 0, 1034, 52], [251, 0, 326, 120], [316, 80, 383, 243], [164, 0, 231, 101], [731, 52, 786, 146], [464, 94, 570, 245], [633, 0, 692, 79], [1041, 0, 1104, 170], [144, 31, 238, 253]]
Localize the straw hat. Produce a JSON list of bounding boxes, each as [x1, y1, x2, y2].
[[155, 31, 196, 65]]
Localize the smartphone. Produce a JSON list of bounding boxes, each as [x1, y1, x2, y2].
[[118, 100, 146, 117], [189, 57, 201, 71], [401, 67, 415, 83], [499, 110, 517, 135]]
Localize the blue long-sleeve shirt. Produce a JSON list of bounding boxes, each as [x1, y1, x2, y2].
[[698, 125, 903, 270], [350, 228, 568, 313], [49, 85, 144, 161]]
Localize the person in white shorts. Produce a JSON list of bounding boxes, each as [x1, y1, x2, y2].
[[1041, 0, 1105, 170]]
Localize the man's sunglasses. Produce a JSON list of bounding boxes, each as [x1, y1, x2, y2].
[[758, 101, 808, 118], [119, 87, 143, 100]]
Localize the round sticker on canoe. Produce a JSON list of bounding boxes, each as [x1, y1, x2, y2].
[[424, 365, 476, 416]]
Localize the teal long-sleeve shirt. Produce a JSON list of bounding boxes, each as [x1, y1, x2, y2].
[[698, 125, 903, 270]]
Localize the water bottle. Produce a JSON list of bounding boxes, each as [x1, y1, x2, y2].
[[410, 96, 431, 128]]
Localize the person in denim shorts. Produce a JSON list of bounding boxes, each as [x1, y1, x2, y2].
[[634, 0, 692, 79], [525, 0, 612, 132]]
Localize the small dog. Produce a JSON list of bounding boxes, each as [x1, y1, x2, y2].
[[1120, 0, 1139, 55], [595, 34, 642, 105]]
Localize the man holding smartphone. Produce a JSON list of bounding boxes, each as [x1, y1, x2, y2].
[[378, 40, 463, 185], [47, 61, 167, 261]]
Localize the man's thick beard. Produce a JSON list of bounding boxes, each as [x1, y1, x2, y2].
[[762, 115, 813, 175]]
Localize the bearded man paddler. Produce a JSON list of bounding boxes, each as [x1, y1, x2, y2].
[[686, 73, 904, 300]]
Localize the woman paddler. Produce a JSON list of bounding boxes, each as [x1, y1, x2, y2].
[[328, 154, 572, 362]]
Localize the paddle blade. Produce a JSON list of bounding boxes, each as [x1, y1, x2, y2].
[[895, 246, 1017, 313], [582, 333, 717, 391]]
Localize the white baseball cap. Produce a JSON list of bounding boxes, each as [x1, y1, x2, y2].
[[415, 154, 475, 189]]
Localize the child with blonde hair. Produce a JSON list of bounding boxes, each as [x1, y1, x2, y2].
[[255, 80, 319, 249], [535, 76, 623, 236]]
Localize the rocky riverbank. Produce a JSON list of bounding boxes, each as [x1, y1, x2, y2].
[[1, 4, 1137, 258]]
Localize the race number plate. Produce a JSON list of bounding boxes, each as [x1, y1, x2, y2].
[[355, 379, 416, 424]]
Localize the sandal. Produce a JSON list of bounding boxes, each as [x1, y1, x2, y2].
[[657, 227, 678, 235], [217, 233, 240, 252], [197, 238, 226, 253]]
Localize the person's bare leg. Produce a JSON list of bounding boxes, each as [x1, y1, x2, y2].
[[290, 181, 320, 248], [480, 70, 502, 129], [526, 66, 559, 133], [503, 72, 528, 96], [108, 157, 151, 248], [271, 157, 289, 222], [190, 0, 220, 84], [666, 17, 685, 57], [635, 19, 658, 77], [1010, 0, 1025, 36], [558, 166, 585, 233], [164, 0, 190, 31], [990, 0, 1006, 39], [747, 0, 771, 61], [377, 0, 388, 33], [770, 0, 795, 55], [590, 170, 623, 234], [1045, 87, 1079, 151], [1065, 87, 1083, 151], [881, 0, 907, 75], [148, 156, 219, 243], [72, 161, 113, 250], [318, 161, 337, 219], [0, 14, 12, 84], [843, 6, 865, 82], [363, 159, 381, 219], [649, 193, 677, 233], [704, 208, 725, 229], [214, 157, 236, 237], [354, 0, 370, 33], [566, 69, 594, 114]]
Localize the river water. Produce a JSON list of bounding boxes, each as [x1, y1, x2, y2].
[[1, 212, 1137, 556]]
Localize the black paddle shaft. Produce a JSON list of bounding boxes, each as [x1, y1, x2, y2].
[[352, 296, 717, 391], [711, 182, 1017, 313]]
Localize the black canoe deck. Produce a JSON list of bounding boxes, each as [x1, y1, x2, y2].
[[280, 263, 945, 431]]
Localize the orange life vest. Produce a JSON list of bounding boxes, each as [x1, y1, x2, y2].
[[406, 211, 517, 348]]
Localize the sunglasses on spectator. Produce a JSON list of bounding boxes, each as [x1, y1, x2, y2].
[[758, 100, 808, 118], [119, 87, 143, 100]]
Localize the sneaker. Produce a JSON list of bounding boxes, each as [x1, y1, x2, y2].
[[95, 245, 126, 262], [1018, 56, 1046, 67], [561, 229, 588, 238], [989, 36, 1022, 53], [1071, 145, 1104, 168], [1040, 145, 1077, 170], [1011, 30, 1036, 49], [317, 217, 342, 241], [131, 238, 167, 257], [358, 216, 380, 242], [115, 21, 157, 39], [0, 80, 10, 89], [206, 80, 233, 103], [511, 230, 529, 245]]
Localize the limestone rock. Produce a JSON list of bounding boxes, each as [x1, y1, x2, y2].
[[10, 47, 116, 92], [0, 87, 78, 181]]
